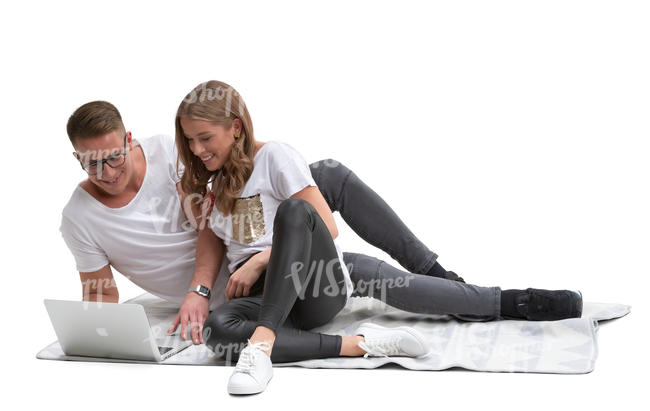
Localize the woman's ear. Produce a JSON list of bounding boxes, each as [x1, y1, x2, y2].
[[233, 118, 242, 134]]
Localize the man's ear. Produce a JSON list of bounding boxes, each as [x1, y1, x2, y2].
[[73, 151, 79, 159], [126, 131, 133, 149]]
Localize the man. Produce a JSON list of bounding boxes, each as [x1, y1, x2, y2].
[[61, 100, 229, 346]]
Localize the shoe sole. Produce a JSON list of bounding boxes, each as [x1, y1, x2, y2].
[[569, 289, 583, 318], [356, 323, 431, 358], [228, 375, 273, 395]]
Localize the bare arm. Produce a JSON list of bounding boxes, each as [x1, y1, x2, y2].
[[191, 223, 226, 290], [168, 223, 225, 344], [176, 182, 212, 231], [79, 264, 119, 303]]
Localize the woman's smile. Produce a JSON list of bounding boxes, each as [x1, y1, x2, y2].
[[201, 153, 216, 164]]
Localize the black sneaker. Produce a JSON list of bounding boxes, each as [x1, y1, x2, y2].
[[512, 288, 583, 321], [444, 271, 466, 283]]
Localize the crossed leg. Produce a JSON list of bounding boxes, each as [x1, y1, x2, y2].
[[309, 158, 500, 321]]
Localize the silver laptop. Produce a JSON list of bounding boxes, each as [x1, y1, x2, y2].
[[44, 299, 193, 362]]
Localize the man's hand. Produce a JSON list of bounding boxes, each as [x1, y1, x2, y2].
[[225, 257, 265, 300], [167, 291, 210, 345]]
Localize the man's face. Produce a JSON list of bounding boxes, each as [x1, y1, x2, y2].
[[73, 130, 134, 196]]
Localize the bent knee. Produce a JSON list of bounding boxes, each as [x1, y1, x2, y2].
[[274, 197, 312, 227], [315, 159, 351, 187], [310, 158, 346, 171]]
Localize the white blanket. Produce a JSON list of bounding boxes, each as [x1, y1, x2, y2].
[[36, 293, 630, 374]]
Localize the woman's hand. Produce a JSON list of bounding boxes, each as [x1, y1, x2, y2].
[[225, 256, 265, 300]]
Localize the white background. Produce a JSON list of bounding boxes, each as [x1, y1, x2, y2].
[[1, 0, 647, 408]]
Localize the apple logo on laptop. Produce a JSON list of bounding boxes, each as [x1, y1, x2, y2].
[[96, 328, 109, 337]]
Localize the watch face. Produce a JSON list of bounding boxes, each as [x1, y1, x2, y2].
[[190, 285, 210, 297]]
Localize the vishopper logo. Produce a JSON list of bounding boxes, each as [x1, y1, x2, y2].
[[146, 324, 248, 365], [444, 335, 555, 369], [208, 209, 265, 248], [147, 192, 216, 234], [182, 83, 246, 118], [309, 158, 342, 170], [209, 341, 248, 366], [146, 191, 267, 244], [75, 146, 125, 179], [284, 258, 348, 299], [142, 325, 233, 362], [229, 208, 265, 245], [148, 195, 196, 234], [81, 277, 118, 310], [352, 274, 414, 307], [283, 258, 416, 301]]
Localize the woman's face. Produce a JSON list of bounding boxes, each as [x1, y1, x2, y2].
[[180, 116, 241, 171]]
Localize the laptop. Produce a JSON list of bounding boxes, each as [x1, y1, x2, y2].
[[43, 299, 193, 362]]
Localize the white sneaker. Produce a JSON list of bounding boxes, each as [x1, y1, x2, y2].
[[227, 339, 273, 395], [355, 322, 430, 358]]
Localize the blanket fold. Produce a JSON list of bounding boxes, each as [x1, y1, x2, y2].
[[37, 293, 630, 374]]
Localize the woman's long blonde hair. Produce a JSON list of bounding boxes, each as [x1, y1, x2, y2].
[[175, 80, 257, 216]]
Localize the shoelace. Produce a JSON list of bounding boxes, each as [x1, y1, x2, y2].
[[234, 339, 272, 375], [358, 336, 403, 358]]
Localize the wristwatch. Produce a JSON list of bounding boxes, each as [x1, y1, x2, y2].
[[188, 284, 211, 298]]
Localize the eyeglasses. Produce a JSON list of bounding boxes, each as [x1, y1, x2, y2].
[[75, 134, 128, 176]]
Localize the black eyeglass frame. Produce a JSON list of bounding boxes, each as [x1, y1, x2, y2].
[[75, 134, 128, 175]]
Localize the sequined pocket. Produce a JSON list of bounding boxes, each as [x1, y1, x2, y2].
[[232, 193, 266, 244]]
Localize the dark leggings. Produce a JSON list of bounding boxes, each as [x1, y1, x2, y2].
[[204, 159, 502, 364], [203, 197, 348, 364]]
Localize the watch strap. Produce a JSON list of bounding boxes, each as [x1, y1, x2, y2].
[[188, 284, 211, 298]]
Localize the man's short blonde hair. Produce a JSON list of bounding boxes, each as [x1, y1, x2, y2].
[[66, 101, 125, 145]]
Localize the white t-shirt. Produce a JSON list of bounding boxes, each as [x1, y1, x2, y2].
[[59, 134, 230, 310], [208, 140, 353, 302]]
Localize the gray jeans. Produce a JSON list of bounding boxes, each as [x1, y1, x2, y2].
[[309, 158, 502, 321]]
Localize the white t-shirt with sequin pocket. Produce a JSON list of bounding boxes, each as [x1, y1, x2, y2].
[[208, 140, 353, 302]]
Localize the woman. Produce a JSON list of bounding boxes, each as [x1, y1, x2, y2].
[[175, 80, 583, 394]]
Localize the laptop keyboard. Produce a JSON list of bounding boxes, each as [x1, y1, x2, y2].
[[158, 346, 175, 356]]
